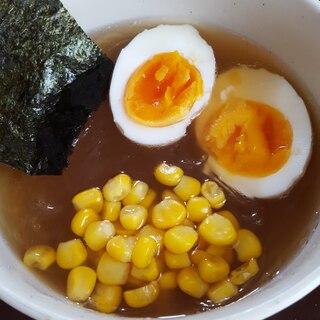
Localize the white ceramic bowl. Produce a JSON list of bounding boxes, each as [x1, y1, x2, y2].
[[1, 0, 320, 319]]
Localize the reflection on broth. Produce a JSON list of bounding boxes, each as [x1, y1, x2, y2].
[[0, 21, 318, 317]]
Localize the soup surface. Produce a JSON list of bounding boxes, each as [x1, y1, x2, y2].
[[0, 21, 318, 317]]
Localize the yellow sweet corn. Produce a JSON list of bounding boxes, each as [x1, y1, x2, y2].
[[173, 175, 201, 201], [131, 257, 160, 281], [140, 188, 157, 209], [132, 236, 158, 268], [152, 199, 186, 229], [84, 220, 115, 251], [199, 213, 237, 246], [186, 196, 212, 223], [206, 244, 235, 265], [159, 271, 178, 290], [96, 252, 130, 285], [164, 225, 198, 254], [177, 267, 209, 298], [154, 162, 184, 186], [230, 258, 259, 285], [103, 173, 132, 202], [164, 250, 191, 269], [198, 256, 230, 283], [66, 266, 97, 302], [122, 180, 149, 205], [161, 189, 184, 204], [22, 167, 266, 313], [89, 283, 122, 313], [113, 220, 137, 236], [137, 225, 165, 253], [201, 181, 226, 209], [71, 208, 100, 237], [219, 210, 240, 230], [190, 249, 212, 265], [233, 229, 262, 262], [56, 239, 87, 269], [106, 235, 136, 263], [101, 201, 121, 222], [119, 205, 147, 231], [23, 245, 56, 271], [124, 281, 160, 308], [207, 278, 238, 303], [72, 188, 103, 213]]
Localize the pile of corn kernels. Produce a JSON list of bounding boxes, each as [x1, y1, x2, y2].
[[23, 162, 262, 313]]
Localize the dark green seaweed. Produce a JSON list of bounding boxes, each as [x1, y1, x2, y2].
[[0, 0, 114, 175]]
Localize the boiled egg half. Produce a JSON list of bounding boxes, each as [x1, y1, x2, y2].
[[195, 66, 312, 198], [109, 24, 216, 146]]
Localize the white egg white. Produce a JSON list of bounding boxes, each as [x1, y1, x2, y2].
[[196, 67, 312, 198], [109, 24, 216, 146]]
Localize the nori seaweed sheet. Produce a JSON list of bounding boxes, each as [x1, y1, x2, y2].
[[0, 0, 114, 175]]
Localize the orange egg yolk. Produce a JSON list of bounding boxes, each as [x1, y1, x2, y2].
[[124, 51, 203, 127], [202, 98, 293, 177]]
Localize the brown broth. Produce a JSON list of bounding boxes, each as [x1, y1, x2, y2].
[[0, 21, 319, 317]]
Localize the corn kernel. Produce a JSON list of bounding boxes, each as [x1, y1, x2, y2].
[[190, 249, 212, 265], [131, 257, 160, 281], [186, 196, 212, 223], [152, 199, 186, 229], [23, 245, 56, 271], [84, 220, 115, 251], [132, 236, 158, 268], [230, 258, 259, 285], [233, 229, 262, 262], [201, 181, 226, 209], [71, 208, 100, 237], [137, 225, 165, 253], [140, 188, 157, 209], [122, 180, 149, 205], [165, 250, 191, 269], [101, 201, 121, 222], [159, 271, 178, 290], [90, 283, 122, 313], [154, 162, 184, 186], [164, 225, 198, 254], [198, 256, 230, 283], [207, 278, 238, 303], [124, 281, 160, 308], [113, 221, 137, 236], [206, 244, 235, 265], [106, 235, 136, 262], [120, 205, 147, 231], [67, 266, 97, 302], [161, 189, 184, 204], [97, 252, 130, 285], [173, 175, 201, 201], [103, 173, 132, 202], [206, 243, 229, 256], [56, 239, 87, 269], [199, 213, 237, 246], [219, 210, 240, 230], [177, 267, 209, 298], [72, 188, 103, 213]]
